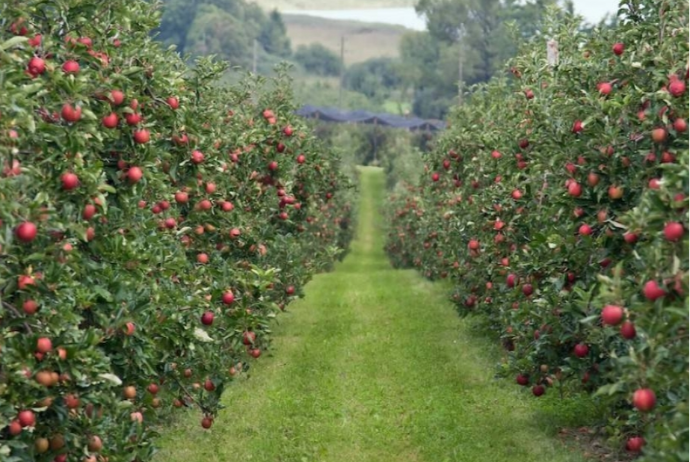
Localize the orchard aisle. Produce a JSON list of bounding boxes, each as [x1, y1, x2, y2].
[[156, 167, 587, 462]]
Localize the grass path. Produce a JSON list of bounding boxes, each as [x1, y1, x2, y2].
[[155, 167, 588, 462]]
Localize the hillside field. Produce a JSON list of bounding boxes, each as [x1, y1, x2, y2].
[[283, 14, 406, 65], [250, 0, 414, 10]]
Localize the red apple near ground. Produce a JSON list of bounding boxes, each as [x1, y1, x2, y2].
[[532, 385, 545, 397], [222, 291, 234, 305], [516, 374, 529, 386], [612, 42, 624, 55], [201, 311, 214, 326], [201, 417, 213, 429], [626, 436, 645, 452], [242, 331, 256, 345]]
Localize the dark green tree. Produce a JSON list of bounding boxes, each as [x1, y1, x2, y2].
[[259, 9, 292, 57], [294, 43, 343, 76]]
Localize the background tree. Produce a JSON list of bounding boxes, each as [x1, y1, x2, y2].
[[294, 44, 343, 76], [260, 10, 293, 57]]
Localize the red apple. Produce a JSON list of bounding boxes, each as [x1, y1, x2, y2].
[[102, 112, 118, 129], [166, 97, 179, 109], [516, 374, 529, 386], [61, 60, 80, 74], [110, 90, 125, 106], [127, 166, 143, 183], [532, 385, 545, 397], [16, 222, 37, 242], [601, 304, 624, 326], [626, 436, 645, 452], [643, 280, 665, 301], [567, 181, 582, 197], [61, 104, 81, 122], [191, 150, 205, 164], [242, 331, 256, 345], [36, 337, 52, 353], [61, 172, 79, 190], [663, 222, 684, 241], [612, 42, 624, 55], [83, 204, 96, 220], [133, 129, 150, 144], [620, 321, 636, 339], [597, 82, 612, 95], [669, 79, 686, 97], [673, 118, 687, 133], [28, 57, 46, 75], [18, 410, 35, 427], [632, 388, 656, 412], [578, 224, 592, 236], [201, 311, 214, 326], [573, 343, 589, 358], [222, 291, 235, 305], [22, 300, 39, 315]]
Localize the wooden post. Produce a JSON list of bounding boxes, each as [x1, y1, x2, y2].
[[547, 39, 559, 67]]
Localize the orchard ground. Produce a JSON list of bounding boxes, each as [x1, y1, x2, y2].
[[155, 167, 603, 462]]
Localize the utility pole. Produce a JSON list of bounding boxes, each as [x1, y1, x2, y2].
[[253, 39, 258, 74], [457, 24, 465, 105], [339, 36, 345, 108]]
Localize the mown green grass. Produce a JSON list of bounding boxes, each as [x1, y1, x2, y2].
[[155, 167, 592, 462]]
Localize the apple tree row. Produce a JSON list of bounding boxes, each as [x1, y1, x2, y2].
[[0, 1, 354, 461], [386, 1, 687, 460]]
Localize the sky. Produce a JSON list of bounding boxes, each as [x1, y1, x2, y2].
[[571, 0, 621, 24], [285, 0, 622, 31]]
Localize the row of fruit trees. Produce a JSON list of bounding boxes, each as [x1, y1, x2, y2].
[[0, 0, 355, 460], [386, 1, 688, 460]]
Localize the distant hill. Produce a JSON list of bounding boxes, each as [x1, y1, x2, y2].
[[284, 14, 406, 65], [249, 0, 414, 10]]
